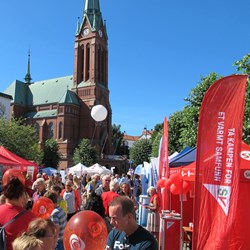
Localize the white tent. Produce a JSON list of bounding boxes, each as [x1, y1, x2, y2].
[[68, 163, 88, 176], [88, 163, 111, 175]]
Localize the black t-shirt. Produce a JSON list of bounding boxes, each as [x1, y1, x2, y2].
[[106, 225, 158, 250]]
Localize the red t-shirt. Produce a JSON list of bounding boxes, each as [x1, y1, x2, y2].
[[25, 179, 34, 197], [0, 204, 37, 250], [101, 191, 119, 216]]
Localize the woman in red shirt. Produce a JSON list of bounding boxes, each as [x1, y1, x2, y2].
[[144, 186, 161, 241], [0, 177, 36, 250]]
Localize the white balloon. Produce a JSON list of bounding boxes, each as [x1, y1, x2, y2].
[[91, 105, 108, 122]]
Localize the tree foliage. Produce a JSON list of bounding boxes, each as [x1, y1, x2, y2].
[[234, 53, 250, 144], [129, 139, 152, 166], [150, 123, 163, 157], [166, 53, 250, 153], [233, 53, 250, 75], [168, 110, 185, 154], [73, 138, 97, 166], [168, 72, 221, 152], [112, 124, 127, 155], [42, 138, 61, 168], [151, 131, 162, 157], [0, 118, 42, 163]]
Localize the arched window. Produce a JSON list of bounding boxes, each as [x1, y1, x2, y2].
[[86, 44, 90, 80], [48, 122, 54, 138], [59, 122, 63, 139], [81, 45, 84, 82]]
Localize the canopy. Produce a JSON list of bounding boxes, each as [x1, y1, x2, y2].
[[170, 141, 250, 182], [41, 167, 59, 176], [0, 155, 19, 166], [169, 147, 196, 167], [68, 163, 89, 176], [0, 146, 38, 172], [88, 163, 111, 175]]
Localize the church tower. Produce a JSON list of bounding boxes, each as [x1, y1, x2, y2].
[[72, 0, 112, 155]]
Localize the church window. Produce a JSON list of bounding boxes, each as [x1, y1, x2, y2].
[[48, 122, 54, 138], [86, 44, 90, 80], [59, 122, 63, 139], [81, 46, 84, 82], [98, 46, 101, 82]]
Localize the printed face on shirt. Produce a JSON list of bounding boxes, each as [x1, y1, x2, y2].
[[109, 205, 130, 232]]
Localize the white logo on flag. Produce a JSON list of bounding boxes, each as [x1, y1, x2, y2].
[[244, 170, 250, 179], [166, 222, 174, 229], [204, 184, 231, 215], [240, 150, 250, 161]]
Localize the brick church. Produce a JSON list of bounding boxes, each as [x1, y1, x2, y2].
[[4, 0, 113, 169]]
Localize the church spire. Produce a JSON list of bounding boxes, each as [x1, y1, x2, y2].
[[24, 49, 32, 84], [76, 17, 81, 34], [84, 0, 101, 14], [83, 0, 102, 31]]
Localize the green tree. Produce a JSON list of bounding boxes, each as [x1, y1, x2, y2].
[[73, 138, 97, 166], [154, 54, 250, 154], [233, 53, 250, 74], [168, 73, 221, 151], [150, 123, 163, 157], [180, 72, 221, 147], [129, 139, 152, 166], [168, 110, 186, 154], [0, 118, 42, 163], [151, 132, 162, 157], [42, 138, 60, 168], [151, 123, 163, 142], [234, 53, 250, 144], [112, 124, 129, 155]]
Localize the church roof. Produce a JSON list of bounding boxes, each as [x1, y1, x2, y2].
[[24, 109, 58, 119], [4, 80, 28, 105], [4, 75, 80, 106], [59, 90, 80, 105]]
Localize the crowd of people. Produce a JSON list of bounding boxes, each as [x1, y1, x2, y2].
[[0, 170, 160, 250]]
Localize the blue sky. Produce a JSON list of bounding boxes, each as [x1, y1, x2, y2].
[[0, 0, 249, 136]]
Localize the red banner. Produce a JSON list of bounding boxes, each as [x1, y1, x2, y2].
[[193, 75, 247, 250], [159, 117, 169, 179], [170, 161, 196, 181], [159, 117, 169, 211]]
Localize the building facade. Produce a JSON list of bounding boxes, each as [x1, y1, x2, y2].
[[4, 0, 113, 169], [0, 93, 12, 120]]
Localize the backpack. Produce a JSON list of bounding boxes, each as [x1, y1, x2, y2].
[[0, 209, 27, 250]]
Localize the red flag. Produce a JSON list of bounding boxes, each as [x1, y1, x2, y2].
[[159, 117, 169, 179], [158, 117, 169, 211], [193, 75, 247, 250]]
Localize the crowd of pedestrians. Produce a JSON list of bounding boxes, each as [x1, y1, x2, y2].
[[0, 170, 159, 250]]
